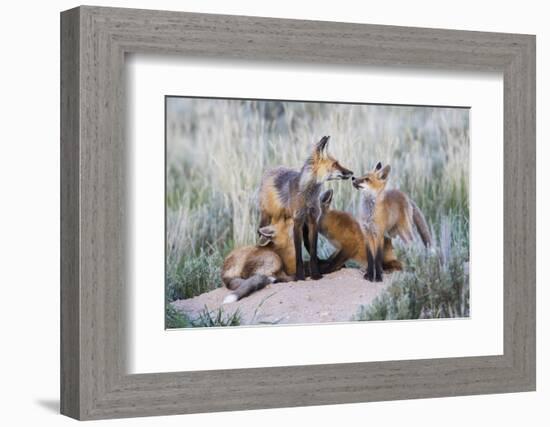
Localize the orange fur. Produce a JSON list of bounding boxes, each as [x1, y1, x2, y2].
[[258, 136, 353, 280], [318, 189, 402, 273], [353, 162, 431, 281], [221, 218, 297, 302]]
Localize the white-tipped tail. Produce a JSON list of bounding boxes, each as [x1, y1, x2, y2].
[[222, 293, 239, 304]]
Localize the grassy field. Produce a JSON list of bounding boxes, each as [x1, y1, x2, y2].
[[166, 97, 470, 327]]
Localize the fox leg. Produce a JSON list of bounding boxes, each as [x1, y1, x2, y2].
[[275, 271, 294, 282], [293, 220, 306, 281], [302, 223, 310, 253], [383, 259, 403, 272], [365, 245, 375, 281], [398, 216, 415, 244], [319, 249, 348, 274], [407, 229, 415, 243], [306, 215, 322, 280], [374, 247, 384, 282], [382, 237, 402, 271], [398, 228, 412, 245]]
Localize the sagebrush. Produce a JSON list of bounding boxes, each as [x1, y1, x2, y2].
[[354, 217, 469, 321]]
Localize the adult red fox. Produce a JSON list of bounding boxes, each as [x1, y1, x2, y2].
[[221, 218, 296, 304], [317, 189, 403, 274], [352, 162, 432, 281], [259, 136, 353, 281]]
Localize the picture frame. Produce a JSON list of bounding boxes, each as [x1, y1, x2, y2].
[[60, 5, 536, 420]]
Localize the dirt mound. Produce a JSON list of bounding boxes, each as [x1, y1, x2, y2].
[[171, 268, 394, 326]]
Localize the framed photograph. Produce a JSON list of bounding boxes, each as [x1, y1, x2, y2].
[[61, 6, 535, 420]]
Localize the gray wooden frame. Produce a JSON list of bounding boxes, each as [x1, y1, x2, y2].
[[60, 5, 536, 420]]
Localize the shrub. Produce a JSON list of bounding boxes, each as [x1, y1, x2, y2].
[[165, 304, 191, 329], [354, 221, 469, 321], [191, 306, 242, 327], [166, 248, 224, 301]]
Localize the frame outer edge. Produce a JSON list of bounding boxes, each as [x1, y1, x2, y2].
[[528, 35, 536, 390], [60, 6, 537, 420], [520, 34, 536, 389], [60, 6, 82, 420], [502, 34, 536, 391]]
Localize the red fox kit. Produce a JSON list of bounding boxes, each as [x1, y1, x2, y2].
[[352, 162, 432, 281], [259, 136, 353, 281], [221, 218, 296, 304], [318, 189, 402, 274]]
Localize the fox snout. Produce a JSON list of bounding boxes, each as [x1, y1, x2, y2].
[[352, 176, 364, 189], [328, 163, 354, 181], [352, 175, 372, 191], [352, 164, 391, 193], [340, 168, 354, 180]]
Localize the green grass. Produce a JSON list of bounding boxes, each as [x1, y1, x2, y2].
[[191, 306, 242, 327], [165, 304, 191, 329], [166, 248, 225, 301], [165, 99, 470, 324], [166, 304, 242, 328], [354, 217, 470, 321]]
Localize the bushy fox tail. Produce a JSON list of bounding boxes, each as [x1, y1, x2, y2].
[[223, 275, 275, 304], [411, 200, 432, 248]]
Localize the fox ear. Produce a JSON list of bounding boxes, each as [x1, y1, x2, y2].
[[374, 161, 382, 171], [315, 136, 330, 158], [258, 225, 275, 246], [377, 164, 391, 180], [320, 189, 333, 205]]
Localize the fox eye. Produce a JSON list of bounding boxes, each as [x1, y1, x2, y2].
[[365, 177, 370, 182]]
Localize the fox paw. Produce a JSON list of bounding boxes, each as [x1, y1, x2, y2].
[[295, 272, 306, 281], [310, 272, 323, 280]]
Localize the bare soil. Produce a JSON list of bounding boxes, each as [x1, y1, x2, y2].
[[171, 268, 394, 326]]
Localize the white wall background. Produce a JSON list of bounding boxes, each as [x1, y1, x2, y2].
[[0, 0, 546, 425]]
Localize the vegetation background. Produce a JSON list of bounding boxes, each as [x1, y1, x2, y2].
[[166, 97, 470, 327]]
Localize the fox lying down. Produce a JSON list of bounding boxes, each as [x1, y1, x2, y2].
[[221, 218, 295, 304]]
